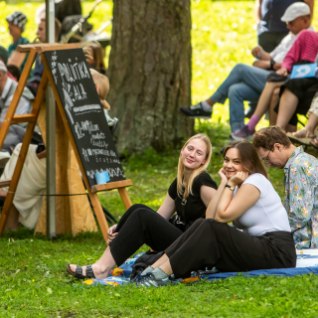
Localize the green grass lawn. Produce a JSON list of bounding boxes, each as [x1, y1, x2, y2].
[[1, 1, 318, 317]]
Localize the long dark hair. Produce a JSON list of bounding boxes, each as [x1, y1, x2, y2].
[[223, 141, 267, 178]]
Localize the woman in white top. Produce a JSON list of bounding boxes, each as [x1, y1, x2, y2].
[[138, 141, 296, 286]]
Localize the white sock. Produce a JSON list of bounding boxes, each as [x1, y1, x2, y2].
[[140, 266, 154, 276], [191, 101, 211, 111], [201, 101, 212, 111], [152, 267, 169, 280]]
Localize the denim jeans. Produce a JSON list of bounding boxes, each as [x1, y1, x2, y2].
[[210, 64, 270, 132]]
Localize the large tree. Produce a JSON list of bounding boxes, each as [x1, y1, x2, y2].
[[108, 0, 193, 155]]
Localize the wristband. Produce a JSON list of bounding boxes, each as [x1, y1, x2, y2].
[[225, 184, 235, 191], [270, 58, 275, 70]]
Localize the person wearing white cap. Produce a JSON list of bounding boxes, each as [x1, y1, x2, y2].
[[232, 27, 318, 140], [255, 0, 314, 52], [0, 60, 34, 152], [280, 1, 312, 23], [180, 2, 312, 135], [6, 11, 30, 74]]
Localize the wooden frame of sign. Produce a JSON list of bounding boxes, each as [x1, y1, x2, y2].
[[0, 44, 132, 241]]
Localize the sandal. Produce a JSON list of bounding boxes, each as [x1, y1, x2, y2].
[[67, 264, 96, 279], [287, 132, 314, 146], [291, 128, 314, 139]]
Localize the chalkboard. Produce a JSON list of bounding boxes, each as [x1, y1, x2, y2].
[[44, 48, 125, 186]]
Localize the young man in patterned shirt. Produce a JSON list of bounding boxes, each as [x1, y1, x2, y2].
[[253, 126, 318, 249]]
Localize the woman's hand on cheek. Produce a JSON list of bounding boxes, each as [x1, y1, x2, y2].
[[218, 168, 228, 184], [229, 171, 249, 186]]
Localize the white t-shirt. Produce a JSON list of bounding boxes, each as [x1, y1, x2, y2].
[[233, 173, 291, 236], [270, 32, 296, 64]]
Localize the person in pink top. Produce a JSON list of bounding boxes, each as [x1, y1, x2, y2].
[[232, 29, 318, 140], [279, 29, 318, 75]]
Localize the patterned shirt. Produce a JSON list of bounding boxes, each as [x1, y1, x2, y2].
[[284, 146, 318, 249]]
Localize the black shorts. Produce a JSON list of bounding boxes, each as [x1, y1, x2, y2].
[[275, 78, 318, 126]]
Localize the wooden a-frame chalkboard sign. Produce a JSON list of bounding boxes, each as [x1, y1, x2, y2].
[[42, 47, 133, 240], [44, 48, 124, 187], [0, 44, 132, 240]]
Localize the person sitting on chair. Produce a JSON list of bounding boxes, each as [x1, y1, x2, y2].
[[180, 3, 311, 134], [0, 60, 34, 153]]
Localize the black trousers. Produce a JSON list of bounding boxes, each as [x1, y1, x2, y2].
[[166, 219, 296, 278], [110, 204, 183, 266]]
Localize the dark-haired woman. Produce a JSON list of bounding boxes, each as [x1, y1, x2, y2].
[[138, 141, 296, 286]]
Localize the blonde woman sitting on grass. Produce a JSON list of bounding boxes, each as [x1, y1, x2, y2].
[[67, 134, 218, 279]]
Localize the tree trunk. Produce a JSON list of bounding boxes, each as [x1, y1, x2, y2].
[[108, 0, 193, 155]]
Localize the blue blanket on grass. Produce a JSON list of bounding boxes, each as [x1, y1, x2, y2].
[[84, 249, 318, 286]]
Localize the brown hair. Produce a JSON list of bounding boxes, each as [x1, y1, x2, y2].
[[253, 126, 291, 151], [90, 68, 110, 109], [82, 41, 106, 75], [177, 134, 212, 199], [223, 141, 267, 178], [38, 17, 62, 41]]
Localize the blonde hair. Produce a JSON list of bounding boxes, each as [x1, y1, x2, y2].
[[176, 133, 212, 199]]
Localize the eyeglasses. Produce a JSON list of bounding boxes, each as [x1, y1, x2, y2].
[[261, 150, 271, 164]]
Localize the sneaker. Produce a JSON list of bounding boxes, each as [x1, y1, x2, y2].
[[180, 102, 212, 118], [136, 272, 171, 287], [231, 125, 255, 141]]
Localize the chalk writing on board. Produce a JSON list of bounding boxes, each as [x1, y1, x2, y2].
[[44, 49, 126, 186]]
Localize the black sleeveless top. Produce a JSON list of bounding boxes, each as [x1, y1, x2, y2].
[[168, 171, 217, 230]]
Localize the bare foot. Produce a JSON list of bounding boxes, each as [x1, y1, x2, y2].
[[292, 128, 315, 139], [287, 131, 314, 146]]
